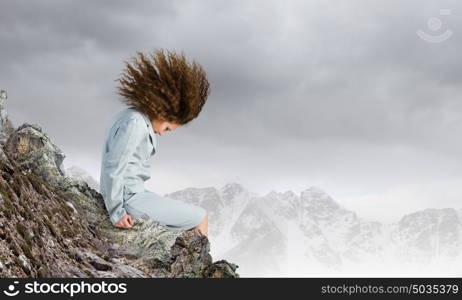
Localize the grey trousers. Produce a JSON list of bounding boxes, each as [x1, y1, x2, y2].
[[124, 189, 206, 231]]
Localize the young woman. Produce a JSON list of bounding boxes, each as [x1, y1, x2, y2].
[[99, 49, 210, 237]]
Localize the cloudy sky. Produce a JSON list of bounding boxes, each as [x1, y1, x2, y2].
[[1, 0, 461, 222]]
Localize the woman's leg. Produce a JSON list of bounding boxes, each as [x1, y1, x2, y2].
[[124, 190, 207, 233], [194, 213, 208, 237]]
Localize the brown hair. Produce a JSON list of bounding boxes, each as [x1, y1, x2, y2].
[[115, 49, 210, 124]]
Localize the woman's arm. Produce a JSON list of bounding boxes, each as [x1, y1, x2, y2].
[[102, 116, 145, 225]]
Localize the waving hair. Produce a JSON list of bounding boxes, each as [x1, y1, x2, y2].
[[115, 49, 210, 124]]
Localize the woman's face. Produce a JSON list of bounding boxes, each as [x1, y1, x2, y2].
[[151, 119, 180, 136]]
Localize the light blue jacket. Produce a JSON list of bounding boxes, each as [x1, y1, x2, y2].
[[99, 106, 157, 224]]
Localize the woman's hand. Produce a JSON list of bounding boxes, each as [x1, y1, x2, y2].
[[114, 213, 133, 228]]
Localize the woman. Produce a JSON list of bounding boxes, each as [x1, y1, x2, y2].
[[99, 49, 210, 237]]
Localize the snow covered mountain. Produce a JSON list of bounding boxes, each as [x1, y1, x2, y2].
[[65, 165, 100, 191], [167, 184, 462, 277]]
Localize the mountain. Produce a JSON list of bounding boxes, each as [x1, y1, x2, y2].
[[0, 94, 239, 278], [165, 185, 462, 277], [64, 165, 100, 191]]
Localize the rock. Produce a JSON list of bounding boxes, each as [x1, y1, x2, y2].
[[3, 123, 66, 184], [168, 229, 213, 277], [0, 148, 14, 170], [65, 201, 78, 214], [0, 89, 15, 147], [18, 254, 31, 274], [203, 260, 240, 278]]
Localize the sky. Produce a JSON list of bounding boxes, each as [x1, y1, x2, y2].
[[1, 0, 461, 223]]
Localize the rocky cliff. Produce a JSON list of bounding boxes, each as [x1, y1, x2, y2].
[[0, 90, 239, 278]]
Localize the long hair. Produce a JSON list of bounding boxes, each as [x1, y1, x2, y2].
[[115, 49, 210, 124]]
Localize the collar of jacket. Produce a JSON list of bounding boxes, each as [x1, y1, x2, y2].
[[135, 108, 157, 149]]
